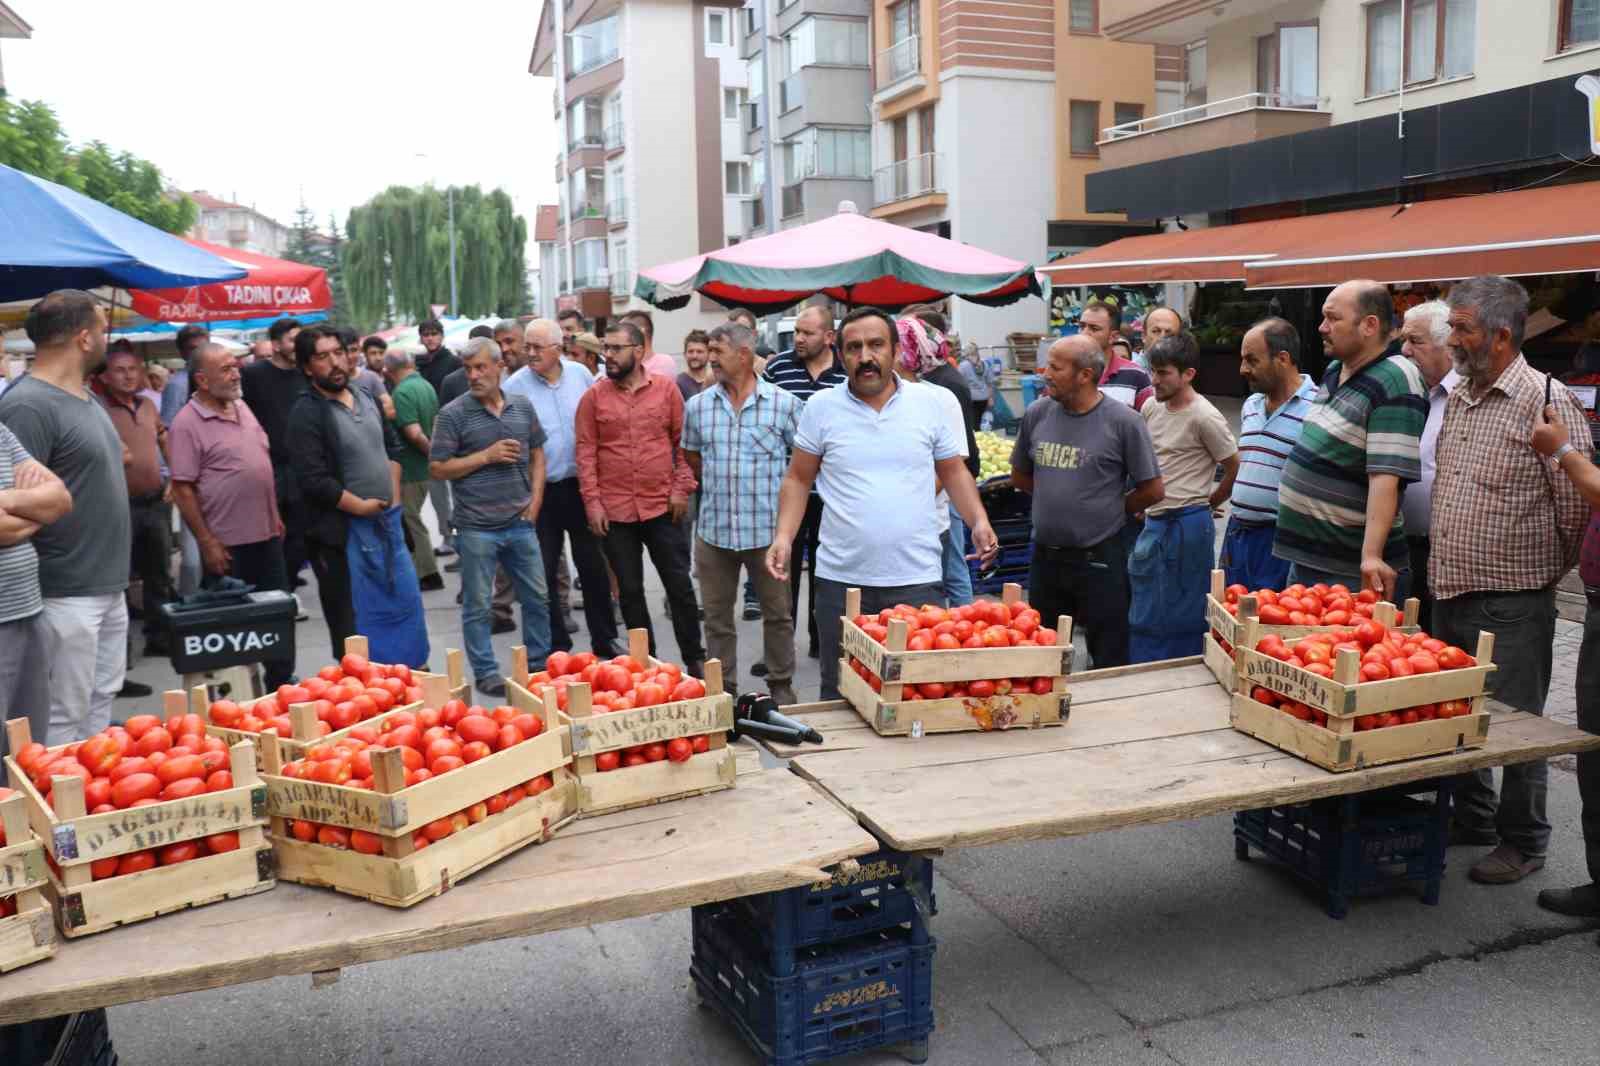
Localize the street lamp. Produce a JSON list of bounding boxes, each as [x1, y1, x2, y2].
[[415, 153, 459, 316]]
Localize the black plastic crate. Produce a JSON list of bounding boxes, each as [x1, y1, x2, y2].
[[717, 850, 934, 960], [0, 1009, 116, 1066], [972, 567, 1030, 598], [692, 908, 934, 1066], [1233, 782, 1450, 919]]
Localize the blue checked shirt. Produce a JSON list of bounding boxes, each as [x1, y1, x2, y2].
[[681, 377, 802, 551]]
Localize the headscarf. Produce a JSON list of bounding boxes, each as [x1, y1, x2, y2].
[[896, 315, 950, 377]]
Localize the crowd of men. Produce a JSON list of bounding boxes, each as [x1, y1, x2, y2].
[[0, 271, 1598, 924]]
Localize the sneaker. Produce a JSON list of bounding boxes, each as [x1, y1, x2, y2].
[[492, 617, 516, 634], [419, 573, 445, 592], [751, 661, 769, 677], [1535, 884, 1600, 917], [1468, 844, 1545, 885], [117, 680, 154, 698], [742, 600, 761, 621], [475, 677, 507, 699]]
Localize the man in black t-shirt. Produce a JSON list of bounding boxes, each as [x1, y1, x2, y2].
[[241, 316, 306, 582]]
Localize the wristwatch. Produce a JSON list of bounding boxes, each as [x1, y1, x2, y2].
[[1552, 442, 1575, 463]]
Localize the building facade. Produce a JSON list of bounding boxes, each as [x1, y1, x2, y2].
[[0, 2, 31, 96], [530, 0, 750, 348], [187, 191, 291, 258], [865, 0, 1159, 346]]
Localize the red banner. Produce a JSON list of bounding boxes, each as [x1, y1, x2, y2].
[[128, 238, 331, 322]]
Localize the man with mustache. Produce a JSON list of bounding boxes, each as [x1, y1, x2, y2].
[[768, 307, 999, 700], [1428, 275, 1590, 887]]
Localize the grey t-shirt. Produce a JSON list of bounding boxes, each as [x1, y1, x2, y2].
[[1010, 394, 1160, 549], [352, 368, 389, 407], [327, 388, 395, 504], [0, 421, 42, 622], [430, 390, 547, 531], [0, 376, 131, 598]]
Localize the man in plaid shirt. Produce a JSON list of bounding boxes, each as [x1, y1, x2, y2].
[[1430, 275, 1591, 886], [682, 321, 803, 706]]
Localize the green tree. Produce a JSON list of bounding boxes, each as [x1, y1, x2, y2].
[[0, 97, 195, 234], [343, 183, 529, 327]]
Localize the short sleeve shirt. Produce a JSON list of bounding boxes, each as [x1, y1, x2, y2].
[[430, 390, 547, 530], [794, 380, 962, 586], [0, 421, 42, 623], [681, 379, 801, 550], [390, 373, 440, 484], [1143, 394, 1237, 514], [168, 398, 281, 547], [1274, 354, 1426, 574], [1229, 374, 1318, 524], [1012, 395, 1160, 548]]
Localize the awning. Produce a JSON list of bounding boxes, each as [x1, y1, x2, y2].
[[1039, 217, 1297, 286], [1243, 181, 1600, 289]]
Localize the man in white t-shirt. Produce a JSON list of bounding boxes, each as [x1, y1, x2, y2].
[[767, 307, 999, 699]]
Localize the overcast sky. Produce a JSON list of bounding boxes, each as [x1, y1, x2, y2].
[[4, 0, 559, 233]]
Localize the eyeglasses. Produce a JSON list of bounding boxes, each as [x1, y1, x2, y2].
[[601, 343, 637, 354]]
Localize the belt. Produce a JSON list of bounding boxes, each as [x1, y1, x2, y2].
[[1226, 516, 1274, 530], [1036, 536, 1117, 561], [130, 490, 165, 505]]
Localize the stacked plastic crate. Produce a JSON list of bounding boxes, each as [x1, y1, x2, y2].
[[969, 479, 1033, 597], [691, 849, 937, 1066]]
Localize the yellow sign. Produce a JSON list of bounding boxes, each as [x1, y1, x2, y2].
[[1579, 76, 1600, 157]]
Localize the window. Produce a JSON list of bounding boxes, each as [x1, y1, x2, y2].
[[1562, 0, 1600, 51], [569, 167, 604, 217], [573, 238, 606, 287], [918, 106, 935, 155], [610, 238, 630, 293], [605, 162, 624, 211], [785, 128, 871, 180], [725, 161, 752, 195], [723, 87, 747, 120], [567, 96, 603, 148], [889, 0, 917, 44], [1257, 25, 1318, 103], [566, 14, 619, 76], [747, 54, 765, 101], [604, 92, 624, 147], [1112, 102, 1144, 128], [1069, 100, 1099, 156], [1069, 0, 1097, 34], [1184, 40, 1207, 109], [784, 17, 868, 72], [707, 8, 728, 46], [1368, 0, 1474, 95]]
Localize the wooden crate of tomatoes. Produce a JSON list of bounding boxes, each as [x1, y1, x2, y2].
[[260, 689, 576, 907], [1229, 616, 1495, 772], [838, 584, 1073, 737], [0, 790, 55, 972], [510, 631, 736, 816], [206, 637, 468, 767], [2, 717, 272, 938], [1204, 572, 1418, 692]]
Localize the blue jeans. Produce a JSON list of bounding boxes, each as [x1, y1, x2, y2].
[[1128, 505, 1215, 663], [940, 505, 973, 607], [1219, 518, 1291, 593], [459, 520, 551, 683]]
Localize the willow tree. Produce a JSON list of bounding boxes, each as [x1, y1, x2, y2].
[[343, 184, 529, 328]]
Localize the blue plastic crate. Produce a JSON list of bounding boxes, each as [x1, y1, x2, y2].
[[968, 544, 1033, 581], [1233, 783, 1450, 919], [972, 567, 1030, 597], [692, 909, 935, 1066], [717, 850, 934, 959]]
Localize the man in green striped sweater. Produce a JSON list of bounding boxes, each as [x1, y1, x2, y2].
[[1273, 281, 1427, 600]]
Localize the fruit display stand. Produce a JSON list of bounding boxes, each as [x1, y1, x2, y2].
[[509, 637, 738, 817], [259, 696, 577, 908], [0, 793, 54, 973], [2, 720, 272, 939], [1203, 571, 1419, 692], [1229, 623, 1496, 772], [839, 584, 1072, 736], [205, 637, 467, 767]]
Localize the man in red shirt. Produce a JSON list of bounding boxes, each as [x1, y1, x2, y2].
[[575, 320, 705, 673]]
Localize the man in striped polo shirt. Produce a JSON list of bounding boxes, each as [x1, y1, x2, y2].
[[1080, 302, 1152, 411], [1220, 317, 1318, 591], [430, 338, 552, 698], [1274, 281, 1426, 600]]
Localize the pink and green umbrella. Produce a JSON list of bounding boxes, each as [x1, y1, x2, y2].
[[635, 203, 1041, 314]]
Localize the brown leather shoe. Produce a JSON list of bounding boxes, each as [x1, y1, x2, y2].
[[1536, 884, 1600, 917], [1468, 844, 1545, 884]]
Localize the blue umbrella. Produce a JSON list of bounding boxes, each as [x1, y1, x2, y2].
[[0, 163, 247, 302]]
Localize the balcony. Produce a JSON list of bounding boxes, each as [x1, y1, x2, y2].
[[876, 34, 920, 100], [568, 271, 608, 291], [1097, 92, 1331, 169], [569, 45, 619, 78], [568, 131, 603, 154], [606, 197, 629, 226], [779, 72, 804, 115], [568, 199, 605, 223], [603, 122, 623, 151], [1101, 0, 1284, 45], [780, 182, 804, 219], [872, 152, 943, 209], [743, 193, 767, 236], [610, 270, 633, 297]]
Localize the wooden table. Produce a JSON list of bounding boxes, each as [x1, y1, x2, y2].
[[768, 658, 1600, 853], [0, 765, 877, 1025]]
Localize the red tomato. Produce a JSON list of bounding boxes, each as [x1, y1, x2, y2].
[[133, 727, 174, 757], [83, 777, 113, 810], [340, 653, 370, 677], [461, 741, 493, 763], [159, 841, 200, 865], [160, 777, 208, 801], [596, 751, 621, 772], [426, 737, 463, 765], [424, 817, 455, 842], [512, 713, 543, 739], [123, 714, 161, 740], [623, 752, 648, 767], [670, 678, 707, 702], [111, 772, 162, 809], [105, 756, 154, 785], [430, 755, 465, 775], [316, 825, 352, 849], [349, 829, 383, 855], [439, 699, 467, 727], [968, 679, 996, 699], [667, 737, 693, 763], [496, 724, 523, 751], [90, 856, 120, 880], [310, 759, 352, 785], [387, 724, 423, 751], [205, 831, 240, 854], [1408, 651, 1440, 674], [205, 770, 234, 792], [364, 687, 396, 713], [918, 682, 947, 700], [116, 850, 158, 875], [1359, 661, 1391, 682], [155, 754, 205, 786], [691, 734, 711, 754], [456, 715, 498, 745]]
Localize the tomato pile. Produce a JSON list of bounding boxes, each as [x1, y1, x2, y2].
[[853, 599, 1058, 651], [844, 659, 1055, 702], [207, 653, 424, 739], [1248, 621, 1478, 730], [1218, 582, 1383, 627], [285, 773, 559, 855], [11, 714, 237, 815]]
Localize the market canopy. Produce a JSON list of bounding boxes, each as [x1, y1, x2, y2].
[[635, 202, 1041, 314], [1039, 217, 1294, 286], [0, 163, 246, 302], [127, 239, 330, 323]]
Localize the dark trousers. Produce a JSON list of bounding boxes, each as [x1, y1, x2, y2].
[[601, 513, 703, 666], [1435, 589, 1557, 858], [276, 469, 307, 583], [1577, 589, 1600, 882], [204, 537, 294, 688], [129, 495, 174, 637], [306, 537, 354, 663], [788, 494, 825, 653], [537, 479, 619, 655], [815, 577, 944, 700], [1029, 533, 1131, 670], [1406, 535, 1435, 631]]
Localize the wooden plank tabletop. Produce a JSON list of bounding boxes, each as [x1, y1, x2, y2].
[[0, 767, 876, 1025], [771, 658, 1600, 853]]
